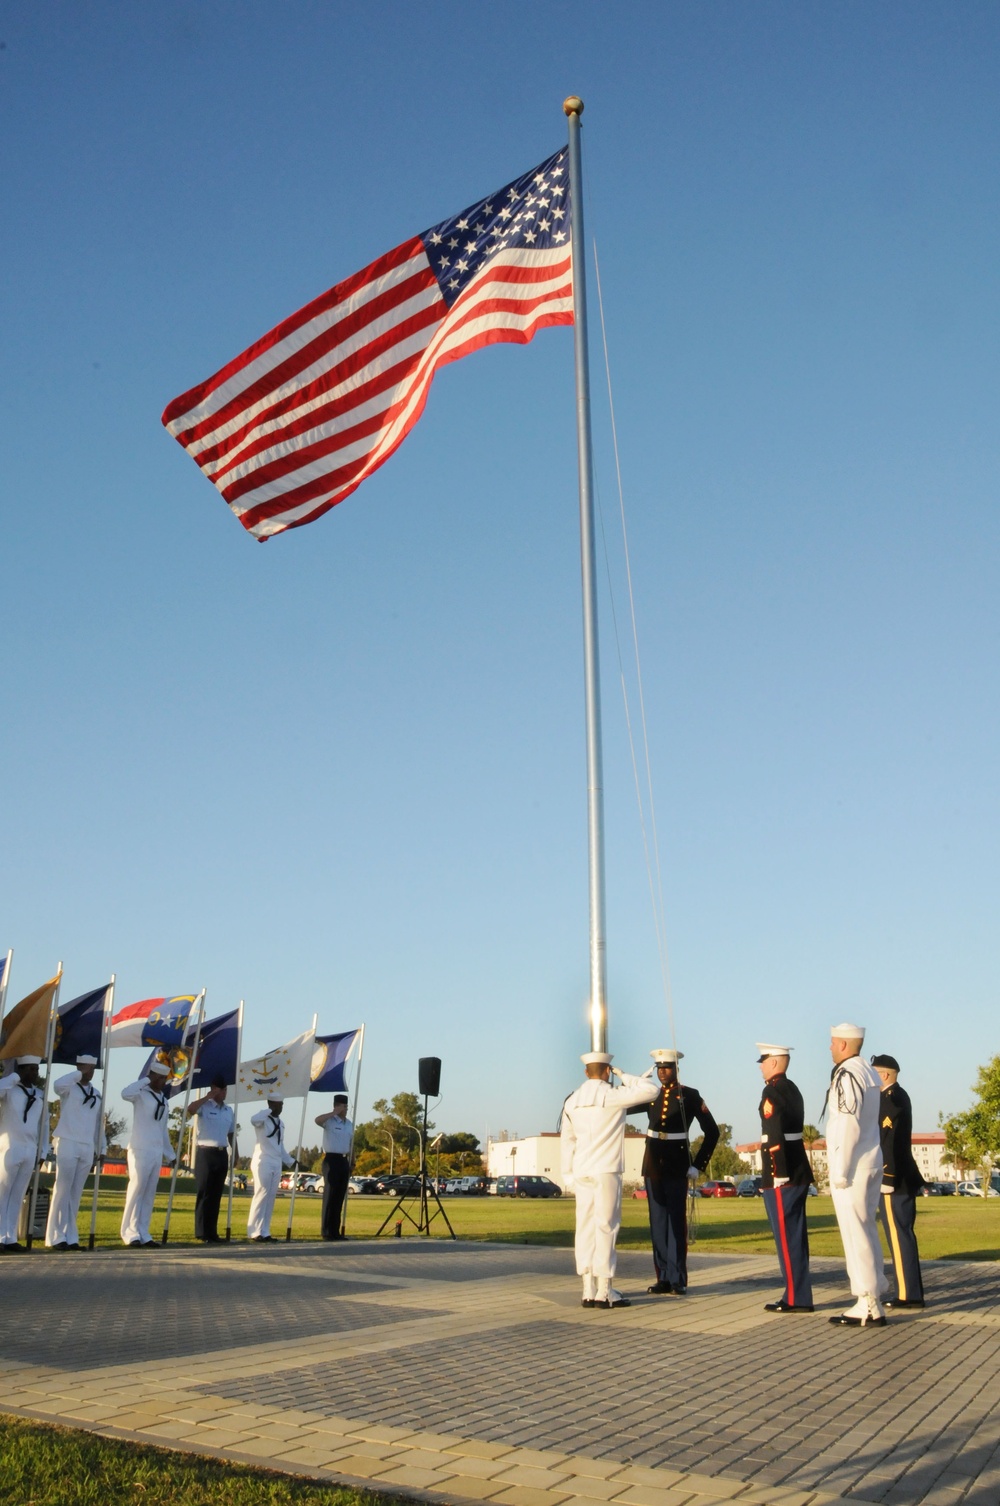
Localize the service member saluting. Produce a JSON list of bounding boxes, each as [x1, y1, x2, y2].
[[0, 1056, 49, 1253], [186, 1075, 234, 1244], [871, 1052, 926, 1310], [639, 1048, 719, 1296], [45, 1053, 106, 1251], [247, 1094, 295, 1242], [561, 1051, 658, 1309], [826, 1023, 888, 1327], [315, 1092, 353, 1241], [120, 1059, 176, 1247], [756, 1043, 814, 1313]]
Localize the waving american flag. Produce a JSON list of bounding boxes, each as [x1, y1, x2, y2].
[[162, 149, 573, 542]]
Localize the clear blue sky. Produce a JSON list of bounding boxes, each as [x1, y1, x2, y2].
[[3, 3, 998, 1146]]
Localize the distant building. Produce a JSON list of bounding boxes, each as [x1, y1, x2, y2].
[[487, 1130, 648, 1186], [734, 1131, 955, 1187]]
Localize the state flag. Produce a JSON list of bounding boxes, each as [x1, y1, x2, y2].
[[238, 1030, 314, 1101], [309, 1030, 359, 1094], [110, 995, 197, 1049], [52, 985, 111, 1065], [0, 972, 61, 1062]]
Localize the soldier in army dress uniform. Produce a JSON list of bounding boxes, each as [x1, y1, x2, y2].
[[871, 1053, 926, 1309], [756, 1043, 814, 1312], [637, 1048, 719, 1295]]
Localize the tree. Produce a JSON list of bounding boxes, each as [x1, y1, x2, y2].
[[802, 1124, 820, 1148], [941, 1055, 1000, 1193], [691, 1124, 751, 1181], [350, 1096, 482, 1177]]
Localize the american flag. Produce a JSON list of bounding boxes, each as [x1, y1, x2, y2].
[[162, 148, 573, 541]]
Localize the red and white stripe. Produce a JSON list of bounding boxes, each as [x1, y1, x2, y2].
[[109, 997, 165, 1049], [163, 241, 573, 540]]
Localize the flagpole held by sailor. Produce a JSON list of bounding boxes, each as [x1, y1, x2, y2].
[[120, 1060, 175, 1247], [826, 1023, 888, 1327], [247, 1096, 296, 1241], [561, 1051, 658, 1309], [45, 1054, 106, 1251], [0, 1056, 50, 1252]]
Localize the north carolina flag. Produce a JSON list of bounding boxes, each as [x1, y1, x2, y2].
[[110, 995, 197, 1049]]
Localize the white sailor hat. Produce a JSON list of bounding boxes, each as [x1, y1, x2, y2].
[[650, 1048, 683, 1064], [755, 1042, 793, 1059], [16, 1055, 42, 1066], [76, 1054, 98, 1067], [580, 1051, 613, 1066], [147, 1058, 171, 1076], [830, 1022, 865, 1040], [266, 1091, 285, 1102]]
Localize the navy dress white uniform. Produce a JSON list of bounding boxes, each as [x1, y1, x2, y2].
[[120, 1066, 175, 1246], [756, 1043, 814, 1312], [189, 1087, 234, 1243], [872, 1053, 926, 1308], [316, 1096, 353, 1241], [638, 1049, 719, 1294], [561, 1051, 658, 1308], [826, 1023, 887, 1327], [45, 1056, 106, 1249], [0, 1057, 50, 1250], [248, 1099, 294, 1240]]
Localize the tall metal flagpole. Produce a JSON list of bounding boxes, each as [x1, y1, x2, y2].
[[0, 948, 13, 1038], [285, 1014, 318, 1242], [225, 999, 244, 1242], [26, 964, 62, 1250], [341, 1024, 365, 1237], [161, 989, 206, 1244], [564, 95, 608, 1053], [88, 974, 116, 1250]]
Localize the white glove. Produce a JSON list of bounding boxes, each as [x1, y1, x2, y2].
[[832, 1176, 848, 1190], [686, 1167, 699, 1182], [773, 1176, 790, 1187], [880, 1183, 893, 1194]]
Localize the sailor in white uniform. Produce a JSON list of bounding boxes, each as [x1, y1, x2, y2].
[[120, 1060, 175, 1246], [247, 1095, 295, 1241], [560, 1051, 658, 1308], [0, 1055, 50, 1251], [45, 1053, 106, 1250], [826, 1022, 888, 1327]]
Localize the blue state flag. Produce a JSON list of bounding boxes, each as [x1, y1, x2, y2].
[[309, 1029, 359, 1094], [52, 985, 110, 1065], [142, 996, 196, 1048], [188, 1008, 240, 1090]]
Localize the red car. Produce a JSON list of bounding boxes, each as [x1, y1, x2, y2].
[[698, 1180, 738, 1198]]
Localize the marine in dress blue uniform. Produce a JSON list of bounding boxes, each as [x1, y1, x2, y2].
[[637, 1049, 719, 1295], [756, 1043, 814, 1313], [871, 1053, 926, 1309]]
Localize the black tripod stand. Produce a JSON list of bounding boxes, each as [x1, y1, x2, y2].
[[375, 1091, 456, 1239]]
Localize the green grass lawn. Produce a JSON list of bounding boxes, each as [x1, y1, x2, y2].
[[0, 1414, 402, 1505], [58, 1183, 1000, 1261]]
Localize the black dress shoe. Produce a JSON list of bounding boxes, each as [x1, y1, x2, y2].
[[647, 1280, 672, 1294], [67, 1244, 82, 1251], [139, 1241, 157, 1248], [596, 1296, 631, 1309], [670, 1284, 687, 1295], [581, 1298, 596, 1308], [829, 1313, 887, 1327], [53, 1241, 69, 1251], [885, 1299, 924, 1309], [128, 1239, 142, 1247], [764, 1300, 815, 1313]]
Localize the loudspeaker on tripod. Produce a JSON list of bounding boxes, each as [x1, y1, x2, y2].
[[418, 1056, 441, 1096]]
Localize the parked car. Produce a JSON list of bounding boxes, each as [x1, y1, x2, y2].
[[698, 1180, 738, 1198], [278, 1171, 316, 1191], [958, 1180, 999, 1197], [736, 1177, 762, 1198], [496, 1174, 561, 1198], [377, 1174, 422, 1196], [930, 1181, 956, 1195], [347, 1176, 380, 1195]]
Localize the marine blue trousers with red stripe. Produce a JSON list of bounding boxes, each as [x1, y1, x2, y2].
[[762, 1183, 813, 1307], [645, 1176, 690, 1289]]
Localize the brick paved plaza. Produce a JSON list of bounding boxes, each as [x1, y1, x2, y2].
[[1, 1239, 999, 1505]]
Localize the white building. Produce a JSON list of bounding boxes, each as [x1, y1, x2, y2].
[[734, 1131, 956, 1187], [487, 1131, 648, 1186]]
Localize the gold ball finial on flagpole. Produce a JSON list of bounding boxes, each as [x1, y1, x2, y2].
[[563, 96, 584, 117]]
